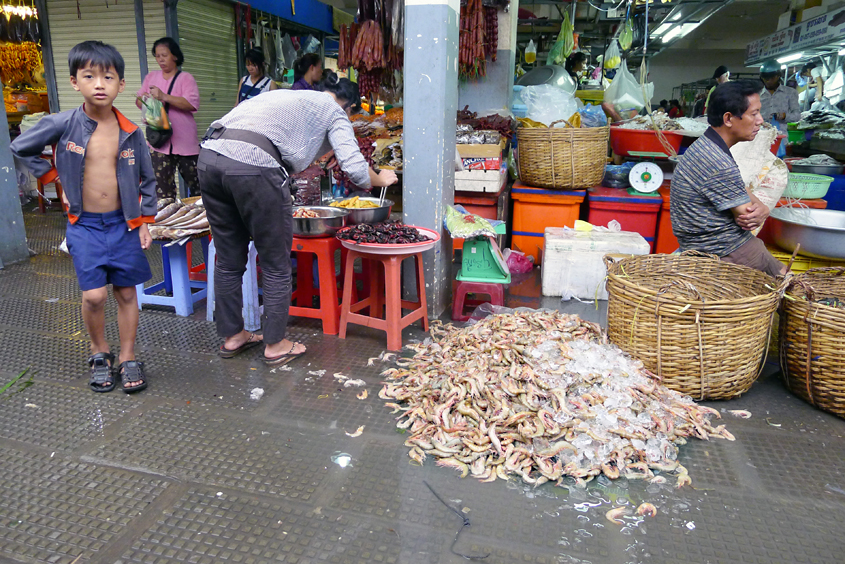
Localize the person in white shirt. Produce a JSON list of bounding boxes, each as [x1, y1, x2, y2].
[[800, 62, 824, 111]]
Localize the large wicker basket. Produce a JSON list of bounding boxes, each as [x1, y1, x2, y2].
[[604, 252, 785, 400], [780, 267, 845, 418], [516, 119, 608, 189]]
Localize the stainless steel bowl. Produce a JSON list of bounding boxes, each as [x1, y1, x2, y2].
[[291, 206, 349, 238], [768, 208, 845, 260], [328, 198, 394, 225], [791, 163, 844, 176]]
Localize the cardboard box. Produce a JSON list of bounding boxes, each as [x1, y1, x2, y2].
[[541, 228, 650, 299], [454, 168, 507, 193], [462, 157, 503, 171], [457, 139, 506, 159], [777, 10, 793, 30]]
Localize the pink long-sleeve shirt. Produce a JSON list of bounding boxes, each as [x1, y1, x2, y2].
[[137, 70, 201, 156]]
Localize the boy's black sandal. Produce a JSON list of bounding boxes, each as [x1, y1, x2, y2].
[[88, 352, 116, 393], [118, 360, 148, 394]]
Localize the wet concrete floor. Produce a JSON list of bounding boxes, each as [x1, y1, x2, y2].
[[0, 206, 843, 564]]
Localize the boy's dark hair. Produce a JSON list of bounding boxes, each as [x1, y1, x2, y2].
[[316, 71, 360, 112], [707, 81, 761, 127], [294, 53, 321, 81], [152, 37, 184, 67], [659, 99, 668, 108], [68, 41, 125, 79], [245, 48, 265, 68]]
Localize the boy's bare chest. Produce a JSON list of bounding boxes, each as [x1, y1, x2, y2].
[[84, 124, 120, 167]]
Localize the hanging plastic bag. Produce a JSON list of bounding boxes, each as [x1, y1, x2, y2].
[[603, 59, 652, 116], [604, 39, 621, 69], [619, 18, 633, 51], [547, 11, 573, 66], [525, 39, 537, 64], [281, 33, 297, 69], [302, 34, 320, 55]]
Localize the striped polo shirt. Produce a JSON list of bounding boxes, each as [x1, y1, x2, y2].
[[670, 127, 752, 256]]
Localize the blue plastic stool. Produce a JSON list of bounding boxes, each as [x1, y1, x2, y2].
[[136, 238, 209, 316], [206, 240, 262, 332]]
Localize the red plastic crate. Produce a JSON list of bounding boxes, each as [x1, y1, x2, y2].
[[655, 184, 679, 254], [511, 181, 586, 262], [587, 186, 661, 252]]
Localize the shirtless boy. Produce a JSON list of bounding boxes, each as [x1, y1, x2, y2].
[[12, 41, 157, 393]]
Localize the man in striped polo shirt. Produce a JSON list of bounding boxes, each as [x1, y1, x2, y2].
[[670, 81, 786, 277]]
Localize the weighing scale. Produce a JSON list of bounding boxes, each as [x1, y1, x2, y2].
[[627, 162, 664, 197]]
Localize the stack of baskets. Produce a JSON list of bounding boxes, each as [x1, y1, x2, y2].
[[517, 119, 609, 189], [604, 252, 784, 400], [780, 267, 845, 418]]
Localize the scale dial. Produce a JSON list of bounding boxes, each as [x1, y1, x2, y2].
[[628, 162, 664, 193]]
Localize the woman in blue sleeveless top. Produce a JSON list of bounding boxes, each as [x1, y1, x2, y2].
[[236, 49, 277, 105]]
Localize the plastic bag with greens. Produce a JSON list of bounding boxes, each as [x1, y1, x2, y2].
[[445, 205, 496, 239], [548, 11, 574, 65], [619, 18, 633, 51], [138, 96, 168, 130]]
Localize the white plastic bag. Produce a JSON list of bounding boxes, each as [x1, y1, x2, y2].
[[603, 60, 653, 116], [521, 84, 582, 127], [604, 39, 621, 69]]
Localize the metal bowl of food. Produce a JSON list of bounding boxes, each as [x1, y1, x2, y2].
[[768, 208, 845, 260], [291, 206, 349, 238], [328, 197, 394, 225]]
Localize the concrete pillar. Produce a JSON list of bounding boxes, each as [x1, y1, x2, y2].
[[403, 0, 460, 317], [458, 5, 518, 112], [0, 106, 29, 266]]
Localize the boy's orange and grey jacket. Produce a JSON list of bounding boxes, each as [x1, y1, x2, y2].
[[11, 105, 157, 228]]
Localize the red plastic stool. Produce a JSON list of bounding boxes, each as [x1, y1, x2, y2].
[[290, 236, 346, 335], [339, 249, 429, 351], [452, 281, 505, 322]]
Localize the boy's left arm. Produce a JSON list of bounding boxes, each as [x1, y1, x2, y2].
[[138, 140, 158, 221]]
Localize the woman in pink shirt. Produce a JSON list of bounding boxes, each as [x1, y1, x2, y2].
[[137, 37, 201, 198]]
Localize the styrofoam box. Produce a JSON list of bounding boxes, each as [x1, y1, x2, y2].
[[541, 228, 650, 299], [455, 168, 506, 193]]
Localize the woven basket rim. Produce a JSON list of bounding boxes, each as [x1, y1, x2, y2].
[[605, 255, 782, 306]]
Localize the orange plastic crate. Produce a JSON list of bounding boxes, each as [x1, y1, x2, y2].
[[511, 181, 586, 262]]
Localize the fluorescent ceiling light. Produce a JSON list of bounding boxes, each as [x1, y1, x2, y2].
[[654, 23, 672, 35], [777, 52, 804, 63], [662, 26, 684, 42], [662, 23, 699, 43]]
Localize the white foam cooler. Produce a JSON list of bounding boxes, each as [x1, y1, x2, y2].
[[541, 228, 650, 299]]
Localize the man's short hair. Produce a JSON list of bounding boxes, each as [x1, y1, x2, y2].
[[707, 81, 760, 127], [68, 41, 125, 79]]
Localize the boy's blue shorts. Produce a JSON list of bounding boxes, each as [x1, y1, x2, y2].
[[66, 210, 152, 291]]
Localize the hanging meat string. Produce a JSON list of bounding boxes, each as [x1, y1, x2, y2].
[[339, 0, 404, 101]]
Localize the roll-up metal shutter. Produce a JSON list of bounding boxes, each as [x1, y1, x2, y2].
[[46, 0, 165, 122], [177, 0, 238, 133]]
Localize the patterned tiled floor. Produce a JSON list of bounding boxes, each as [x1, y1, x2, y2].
[[0, 206, 843, 564]]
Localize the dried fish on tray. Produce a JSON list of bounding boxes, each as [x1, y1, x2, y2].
[[150, 198, 209, 241], [380, 310, 731, 488]]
